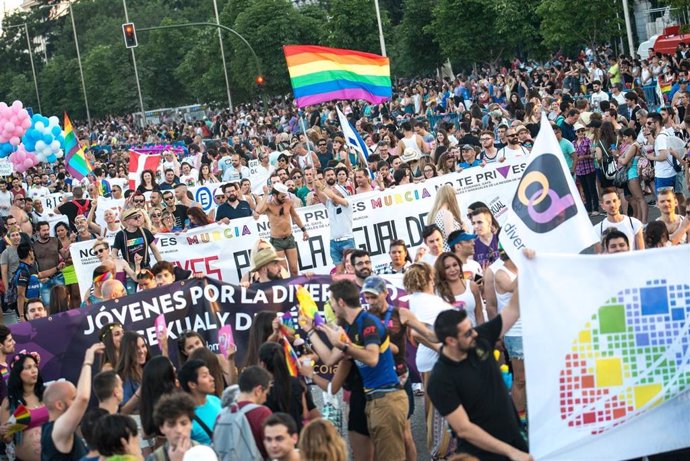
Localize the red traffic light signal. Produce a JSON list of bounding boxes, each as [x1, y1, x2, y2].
[[256, 75, 265, 86], [122, 23, 138, 49]]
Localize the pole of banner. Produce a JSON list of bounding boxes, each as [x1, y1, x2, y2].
[[298, 107, 309, 149]]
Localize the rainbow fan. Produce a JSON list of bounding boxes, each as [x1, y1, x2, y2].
[[5, 404, 31, 437], [281, 337, 300, 377]]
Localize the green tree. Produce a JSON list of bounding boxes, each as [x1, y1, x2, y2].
[[537, 0, 622, 52], [428, 0, 501, 68], [392, 0, 443, 76], [229, 0, 322, 96], [322, 0, 389, 54]]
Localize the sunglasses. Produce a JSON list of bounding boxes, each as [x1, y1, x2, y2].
[[507, 134, 518, 138], [164, 196, 175, 201], [480, 138, 491, 141], [151, 213, 162, 218], [292, 175, 302, 179], [162, 215, 173, 220], [96, 247, 108, 254], [133, 200, 145, 204]]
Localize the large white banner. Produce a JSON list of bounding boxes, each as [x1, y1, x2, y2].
[[70, 158, 526, 293], [520, 247, 690, 460], [499, 115, 597, 261]]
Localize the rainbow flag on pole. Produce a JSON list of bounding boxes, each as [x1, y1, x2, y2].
[[63, 113, 92, 180], [283, 45, 391, 108]]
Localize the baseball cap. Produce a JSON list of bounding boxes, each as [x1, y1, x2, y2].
[[461, 144, 474, 151], [447, 230, 478, 248], [361, 276, 388, 296]]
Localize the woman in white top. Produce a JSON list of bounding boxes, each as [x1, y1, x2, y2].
[[494, 251, 527, 425], [426, 184, 470, 251], [87, 199, 121, 239], [403, 262, 455, 459], [434, 252, 483, 327]]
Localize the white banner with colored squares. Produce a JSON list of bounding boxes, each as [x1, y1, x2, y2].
[[520, 246, 690, 460]]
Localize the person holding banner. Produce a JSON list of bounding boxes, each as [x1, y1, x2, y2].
[[112, 208, 162, 277], [428, 288, 531, 461], [314, 171, 354, 275], [256, 183, 309, 277]]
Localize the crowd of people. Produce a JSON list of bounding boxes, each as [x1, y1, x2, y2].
[[0, 46, 688, 460]]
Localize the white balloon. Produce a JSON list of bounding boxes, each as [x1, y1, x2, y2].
[[50, 140, 60, 150], [48, 116, 59, 127], [35, 140, 47, 151], [34, 121, 45, 131]]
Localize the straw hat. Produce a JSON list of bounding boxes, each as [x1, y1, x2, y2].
[[250, 247, 285, 272], [401, 147, 420, 163]]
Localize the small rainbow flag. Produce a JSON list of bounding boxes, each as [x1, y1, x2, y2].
[[281, 336, 300, 377], [296, 286, 325, 327], [64, 113, 93, 180], [283, 45, 391, 108]]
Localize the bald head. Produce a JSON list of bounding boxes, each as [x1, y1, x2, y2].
[[101, 280, 126, 300], [44, 381, 76, 414]]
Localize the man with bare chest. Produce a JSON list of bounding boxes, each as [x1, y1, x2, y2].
[[9, 196, 32, 235], [255, 183, 309, 276]]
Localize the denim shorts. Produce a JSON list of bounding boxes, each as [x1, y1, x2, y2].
[[330, 238, 355, 264], [504, 336, 524, 360], [655, 176, 676, 192]]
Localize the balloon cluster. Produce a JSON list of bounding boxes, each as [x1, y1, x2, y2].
[[9, 144, 39, 173], [0, 101, 32, 158], [22, 114, 65, 163]]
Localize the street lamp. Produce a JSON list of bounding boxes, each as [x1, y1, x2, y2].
[[2, 23, 41, 113]]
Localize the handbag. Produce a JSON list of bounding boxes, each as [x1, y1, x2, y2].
[[612, 163, 629, 188], [321, 382, 344, 434]]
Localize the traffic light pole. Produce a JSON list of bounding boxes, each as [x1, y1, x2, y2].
[[122, 0, 145, 125], [136, 22, 263, 97]]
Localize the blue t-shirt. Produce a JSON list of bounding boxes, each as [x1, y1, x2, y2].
[[458, 159, 482, 169], [191, 395, 222, 445], [345, 310, 399, 393], [14, 261, 39, 299]]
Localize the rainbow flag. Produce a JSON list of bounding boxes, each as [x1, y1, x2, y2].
[[283, 45, 391, 108], [64, 113, 93, 180], [281, 336, 300, 377]]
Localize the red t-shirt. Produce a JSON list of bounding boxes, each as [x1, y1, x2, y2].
[[237, 401, 272, 459]]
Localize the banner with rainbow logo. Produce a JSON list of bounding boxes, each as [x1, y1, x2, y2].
[[521, 246, 690, 460]]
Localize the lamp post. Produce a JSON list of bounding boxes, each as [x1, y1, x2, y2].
[[212, 0, 233, 112], [67, 3, 91, 128]]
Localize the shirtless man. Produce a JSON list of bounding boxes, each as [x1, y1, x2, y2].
[[9, 196, 32, 235], [355, 169, 374, 194], [255, 183, 309, 276]]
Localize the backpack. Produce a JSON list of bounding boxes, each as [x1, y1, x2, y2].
[[659, 132, 685, 173], [71, 199, 90, 217], [637, 155, 655, 182], [599, 141, 618, 180], [213, 403, 262, 461]]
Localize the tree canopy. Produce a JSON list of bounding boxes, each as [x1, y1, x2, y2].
[[0, 0, 627, 120]]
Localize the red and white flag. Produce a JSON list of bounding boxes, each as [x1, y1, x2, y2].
[[128, 150, 161, 191]]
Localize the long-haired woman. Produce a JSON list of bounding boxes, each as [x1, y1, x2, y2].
[[139, 356, 178, 443], [426, 184, 468, 250], [99, 322, 124, 372], [259, 341, 315, 433], [618, 127, 648, 223], [54, 221, 81, 308], [403, 263, 456, 459], [434, 252, 483, 326], [136, 169, 159, 194], [243, 312, 281, 368], [197, 163, 219, 185], [298, 418, 347, 461], [0, 352, 47, 461], [177, 331, 236, 388], [118, 331, 151, 414]]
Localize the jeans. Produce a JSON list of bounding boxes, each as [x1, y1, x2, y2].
[[329, 238, 355, 264], [578, 172, 598, 212], [40, 273, 65, 306]]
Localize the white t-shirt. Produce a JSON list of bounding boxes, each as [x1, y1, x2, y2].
[[498, 145, 528, 161], [461, 259, 483, 281], [29, 186, 51, 199], [654, 129, 679, 179], [593, 215, 644, 250], [0, 190, 12, 215], [408, 292, 454, 372]]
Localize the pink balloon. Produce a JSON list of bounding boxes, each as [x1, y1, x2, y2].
[[11, 100, 23, 111], [9, 136, 19, 146]]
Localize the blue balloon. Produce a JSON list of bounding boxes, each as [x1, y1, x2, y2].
[[51, 126, 61, 137], [46, 154, 56, 163], [0, 142, 16, 158]]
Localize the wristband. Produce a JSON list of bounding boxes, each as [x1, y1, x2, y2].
[[342, 344, 350, 354], [300, 227, 306, 232], [83, 362, 93, 367]]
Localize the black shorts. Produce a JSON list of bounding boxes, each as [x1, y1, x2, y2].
[[348, 389, 370, 436]]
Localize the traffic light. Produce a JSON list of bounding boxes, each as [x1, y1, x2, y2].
[[122, 23, 138, 49], [256, 75, 265, 86]]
